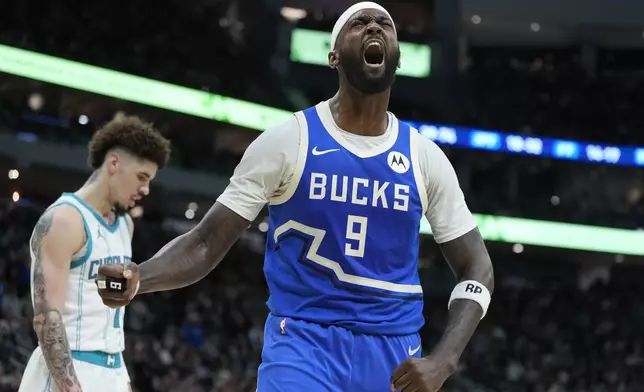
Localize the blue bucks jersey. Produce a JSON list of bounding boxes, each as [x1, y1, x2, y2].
[[264, 105, 425, 336]]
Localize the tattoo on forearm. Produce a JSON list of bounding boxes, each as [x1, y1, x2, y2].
[[31, 210, 80, 390]]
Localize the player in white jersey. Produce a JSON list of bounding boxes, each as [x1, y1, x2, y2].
[[19, 115, 171, 392]]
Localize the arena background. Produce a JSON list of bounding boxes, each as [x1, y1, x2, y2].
[[2, 0, 644, 391]]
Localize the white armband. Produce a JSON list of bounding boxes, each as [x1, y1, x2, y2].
[[448, 280, 491, 319]]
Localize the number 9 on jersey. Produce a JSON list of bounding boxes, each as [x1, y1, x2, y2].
[[345, 215, 368, 258]]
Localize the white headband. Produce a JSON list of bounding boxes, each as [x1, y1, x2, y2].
[[330, 2, 395, 50]]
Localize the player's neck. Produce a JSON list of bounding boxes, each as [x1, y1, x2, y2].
[[74, 171, 113, 217], [329, 87, 390, 136]]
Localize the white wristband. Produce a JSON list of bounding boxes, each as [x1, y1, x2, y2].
[[448, 280, 491, 319]]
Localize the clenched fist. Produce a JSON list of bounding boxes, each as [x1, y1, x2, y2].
[[391, 355, 456, 392], [95, 262, 140, 308]]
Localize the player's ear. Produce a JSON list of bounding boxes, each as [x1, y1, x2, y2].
[[329, 50, 340, 69], [106, 152, 120, 175]]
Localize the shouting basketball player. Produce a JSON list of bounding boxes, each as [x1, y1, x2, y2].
[[96, 2, 494, 391], [19, 116, 170, 392]]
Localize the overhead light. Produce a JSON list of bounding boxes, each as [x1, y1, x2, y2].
[[188, 202, 198, 211], [281, 7, 307, 22], [185, 209, 195, 220], [28, 93, 44, 111], [530, 22, 540, 32], [12, 191, 20, 202], [8, 169, 19, 180], [78, 115, 89, 125], [512, 243, 524, 254], [471, 15, 481, 24]]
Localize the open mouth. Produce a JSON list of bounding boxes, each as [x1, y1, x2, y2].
[[363, 40, 385, 66]]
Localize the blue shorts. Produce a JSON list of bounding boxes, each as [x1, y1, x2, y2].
[[257, 314, 422, 392]]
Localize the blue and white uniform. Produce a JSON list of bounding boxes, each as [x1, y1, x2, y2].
[[218, 101, 476, 391]]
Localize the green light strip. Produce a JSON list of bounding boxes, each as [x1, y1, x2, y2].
[[1, 43, 642, 254], [290, 28, 431, 78], [0, 44, 291, 130], [421, 215, 644, 255]]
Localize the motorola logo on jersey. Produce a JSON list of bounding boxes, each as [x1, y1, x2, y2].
[[387, 151, 410, 174], [309, 173, 410, 211]]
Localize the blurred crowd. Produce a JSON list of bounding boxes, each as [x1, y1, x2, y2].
[[1, 199, 644, 392], [2, 0, 644, 145], [452, 150, 644, 229], [2, 3, 644, 229], [462, 46, 644, 145], [0, 0, 284, 107], [1, 3, 644, 391]]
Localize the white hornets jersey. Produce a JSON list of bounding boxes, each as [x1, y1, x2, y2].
[[30, 193, 132, 354]]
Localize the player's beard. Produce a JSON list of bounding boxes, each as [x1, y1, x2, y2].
[[340, 45, 400, 94]]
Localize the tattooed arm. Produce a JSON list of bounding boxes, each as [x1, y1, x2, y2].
[[108, 202, 244, 294], [98, 200, 251, 306], [137, 202, 249, 294], [98, 206, 250, 307], [31, 205, 86, 392]]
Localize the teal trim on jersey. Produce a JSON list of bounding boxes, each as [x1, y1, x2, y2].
[[75, 261, 88, 349], [113, 307, 121, 328], [71, 351, 122, 369], [50, 201, 93, 269], [124, 215, 133, 238], [63, 193, 120, 233]]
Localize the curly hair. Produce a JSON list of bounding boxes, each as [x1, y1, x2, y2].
[[88, 115, 171, 169]]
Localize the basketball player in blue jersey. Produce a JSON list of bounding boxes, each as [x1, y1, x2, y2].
[[19, 115, 170, 392], [96, 2, 494, 391]]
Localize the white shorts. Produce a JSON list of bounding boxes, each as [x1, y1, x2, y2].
[[19, 347, 131, 392]]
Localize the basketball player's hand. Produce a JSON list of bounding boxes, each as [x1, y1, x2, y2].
[[95, 262, 140, 308], [391, 356, 455, 392]]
